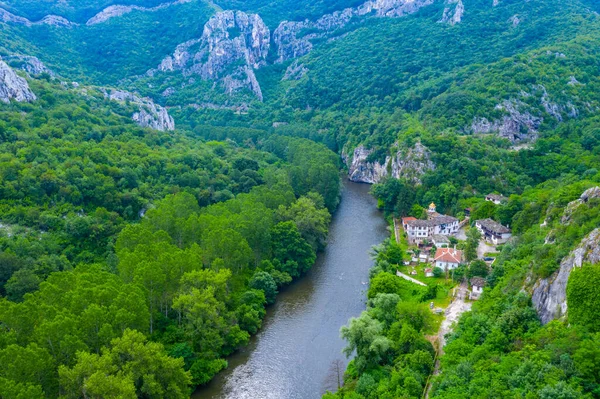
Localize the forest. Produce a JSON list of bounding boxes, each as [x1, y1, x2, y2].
[[0, 76, 341, 397], [1, 0, 600, 397]]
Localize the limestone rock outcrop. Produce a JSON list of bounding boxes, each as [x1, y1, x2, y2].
[[0, 8, 76, 27], [532, 228, 600, 324], [345, 142, 435, 184], [105, 89, 175, 131], [471, 99, 542, 143], [471, 84, 580, 143], [0, 60, 36, 103], [4, 55, 54, 77], [154, 10, 270, 100], [561, 187, 600, 225], [439, 0, 465, 25], [273, 0, 434, 63], [86, 0, 192, 26]]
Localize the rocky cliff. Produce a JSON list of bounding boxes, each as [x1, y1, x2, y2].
[[439, 0, 464, 25], [345, 142, 435, 184], [561, 186, 600, 224], [0, 8, 76, 27], [4, 55, 55, 77], [105, 89, 175, 131], [86, 0, 192, 26], [532, 228, 600, 324], [531, 186, 600, 324], [471, 99, 542, 143], [146, 0, 441, 99], [153, 10, 270, 100], [0, 60, 37, 103], [470, 83, 581, 143], [273, 0, 434, 63]]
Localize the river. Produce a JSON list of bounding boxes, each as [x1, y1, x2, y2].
[[194, 180, 388, 399]]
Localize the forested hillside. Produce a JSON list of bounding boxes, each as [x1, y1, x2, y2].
[[0, 62, 341, 396], [1, 0, 600, 397]]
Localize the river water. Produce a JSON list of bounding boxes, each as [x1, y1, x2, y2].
[[194, 180, 388, 399]]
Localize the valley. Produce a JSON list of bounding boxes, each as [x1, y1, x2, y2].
[[0, 0, 599, 398]]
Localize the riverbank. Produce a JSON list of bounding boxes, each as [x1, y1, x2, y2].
[[194, 180, 388, 399]]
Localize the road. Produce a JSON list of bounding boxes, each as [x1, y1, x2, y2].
[[455, 225, 496, 258], [425, 282, 472, 398]]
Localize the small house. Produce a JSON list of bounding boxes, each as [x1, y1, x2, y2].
[[434, 248, 463, 270], [425, 268, 434, 277], [470, 277, 486, 300], [475, 218, 512, 245], [485, 193, 508, 205], [432, 234, 450, 248], [419, 253, 429, 263]]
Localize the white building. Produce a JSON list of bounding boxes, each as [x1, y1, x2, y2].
[[470, 277, 486, 300], [475, 218, 512, 245], [485, 194, 508, 205], [434, 248, 463, 270], [403, 214, 459, 244]]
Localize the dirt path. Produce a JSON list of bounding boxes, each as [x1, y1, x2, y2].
[[395, 270, 427, 287], [393, 218, 401, 244], [424, 282, 472, 398]]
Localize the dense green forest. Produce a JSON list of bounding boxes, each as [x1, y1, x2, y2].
[[0, 1, 213, 83], [0, 72, 341, 396], [1, 0, 600, 397]]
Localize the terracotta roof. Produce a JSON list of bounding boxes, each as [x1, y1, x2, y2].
[[476, 218, 511, 234], [434, 248, 463, 264], [470, 277, 486, 288], [402, 217, 417, 224]]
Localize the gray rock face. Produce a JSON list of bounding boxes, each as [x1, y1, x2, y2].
[[509, 14, 521, 27], [439, 0, 465, 25], [532, 228, 600, 324], [155, 10, 270, 100], [282, 61, 308, 81], [0, 7, 30, 25], [568, 76, 582, 86], [106, 89, 175, 131], [472, 99, 542, 143], [0, 60, 36, 103], [358, 0, 435, 17], [40, 15, 74, 27], [273, 0, 434, 63], [5, 55, 54, 77], [86, 0, 192, 26], [0, 7, 77, 27], [471, 84, 581, 142], [562, 186, 600, 224], [345, 142, 435, 184]]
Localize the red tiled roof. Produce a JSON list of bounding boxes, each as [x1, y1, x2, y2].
[[402, 217, 417, 224], [434, 248, 463, 264]]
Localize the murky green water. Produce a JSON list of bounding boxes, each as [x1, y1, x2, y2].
[[194, 180, 388, 399]]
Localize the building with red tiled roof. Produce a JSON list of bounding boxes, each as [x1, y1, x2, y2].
[[434, 248, 463, 270]]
